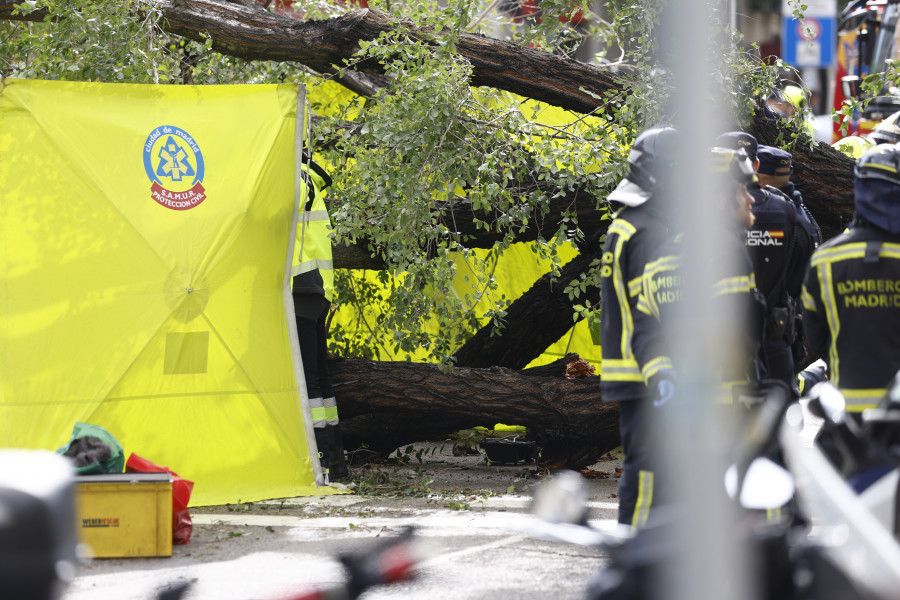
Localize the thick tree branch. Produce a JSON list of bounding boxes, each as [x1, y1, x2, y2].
[[0, 0, 627, 114], [330, 354, 615, 468]]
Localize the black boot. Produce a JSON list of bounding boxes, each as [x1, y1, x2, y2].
[[327, 424, 349, 480], [313, 427, 331, 480]]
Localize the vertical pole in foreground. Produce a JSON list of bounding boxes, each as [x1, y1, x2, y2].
[[658, 1, 751, 599], [287, 84, 326, 486]]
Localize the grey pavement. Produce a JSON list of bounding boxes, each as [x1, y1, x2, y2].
[[63, 446, 624, 600], [62, 402, 823, 600]]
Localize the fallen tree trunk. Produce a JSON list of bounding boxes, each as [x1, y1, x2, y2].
[[329, 353, 617, 469], [0, 1, 627, 115]]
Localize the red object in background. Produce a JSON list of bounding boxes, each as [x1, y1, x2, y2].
[[513, 0, 542, 23], [559, 9, 585, 25], [257, 0, 369, 18], [125, 453, 195, 545]]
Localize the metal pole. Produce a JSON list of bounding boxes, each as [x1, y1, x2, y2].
[[658, 0, 750, 598]]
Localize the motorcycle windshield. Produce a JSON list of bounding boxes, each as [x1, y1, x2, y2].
[[780, 423, 900, 598]]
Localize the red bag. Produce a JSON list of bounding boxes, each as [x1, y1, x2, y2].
[[125, 453, 194, 545]]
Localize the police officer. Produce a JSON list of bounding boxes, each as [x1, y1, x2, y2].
[[756, 145, 822, 367], [802, 143, 900, 413], [716, 133, 814, 397], [756, 145, 822, 248], [600, 126, 678, 529], [293, 156, 349, 482]]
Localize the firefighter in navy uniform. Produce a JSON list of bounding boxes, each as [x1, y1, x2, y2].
[[802, 143, 900, 414], [625, 147, 766, 528], [600, 126, 679, 529], [632, 147, 765, 408], [716, 133, 814, 398]]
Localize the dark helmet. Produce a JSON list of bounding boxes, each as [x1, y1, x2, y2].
[[854, 143, 900, 234], [868, 110, 900, 145], [625, 126, 680, 193], [708, 147, 757, 186], [715, 131, 758, 163]]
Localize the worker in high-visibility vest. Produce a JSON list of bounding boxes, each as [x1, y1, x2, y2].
[[293, 156, 349, 481]]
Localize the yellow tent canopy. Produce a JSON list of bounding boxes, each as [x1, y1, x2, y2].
[[0, 79, 340, 505]]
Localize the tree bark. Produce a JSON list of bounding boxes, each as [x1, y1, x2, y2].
[[0, 0, 627, 115], [2, 1, 856, 258], [330, 354, 616, 469]]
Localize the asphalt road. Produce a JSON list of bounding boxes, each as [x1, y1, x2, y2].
[[61, 402, 824, 600], [62, 445, 625, 600]]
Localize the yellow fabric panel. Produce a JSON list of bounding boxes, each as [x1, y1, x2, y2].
[[332, 242, 599, 367], [0, 78, 340, 505]]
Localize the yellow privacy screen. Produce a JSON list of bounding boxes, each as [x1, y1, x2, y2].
[[0, 79, 337, 505]]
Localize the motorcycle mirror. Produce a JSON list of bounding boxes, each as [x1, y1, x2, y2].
[[724, 457, 795, 511], [530, 470, 589, 525], [807, 381, 846, 423]]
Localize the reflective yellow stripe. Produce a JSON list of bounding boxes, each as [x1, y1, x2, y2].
[[641, 356, 674, 383], [600, 358, 643, 382], [613, 235, 635, 361], [628, 276, 642, 297], [631, 469, 654, 529], [817, 263, 841, 387], [310, 407, 327, 425], [641, 254, 680, 320], [811, 243, 867, 266], [294, 258, 334, 276], [300, 210, 330, 223], [840, 389, 882, 411], [309, 397, 326, 426], [636, 293, 652, 316], [609, 220, 637, 239], [323, 396, 339, 425], [801, 287, 816, 311], [809, 242, 900, 267], [712, 275, 754, 297]]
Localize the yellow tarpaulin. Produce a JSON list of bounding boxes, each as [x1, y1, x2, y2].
[[0, 78, 339, 505]]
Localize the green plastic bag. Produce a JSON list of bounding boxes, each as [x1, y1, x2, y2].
[[56, 422, 124, 475]]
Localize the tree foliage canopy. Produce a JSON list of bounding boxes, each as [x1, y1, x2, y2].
[[1, 0, 801, 366]]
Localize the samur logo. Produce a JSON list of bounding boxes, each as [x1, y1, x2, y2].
[[143, 125, 206, 211]]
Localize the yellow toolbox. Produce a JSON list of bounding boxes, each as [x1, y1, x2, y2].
[[75, 472, 173, 558]]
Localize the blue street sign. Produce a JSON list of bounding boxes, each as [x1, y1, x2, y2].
[[782, 16, 836, 68]]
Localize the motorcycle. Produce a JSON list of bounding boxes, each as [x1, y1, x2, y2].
[[523, 378, 900, 600], [804, 373, 900, 539], [154, 526, 420, 600]]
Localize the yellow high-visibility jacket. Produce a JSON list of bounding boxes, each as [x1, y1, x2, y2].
[[292, 161, 334, 302]]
